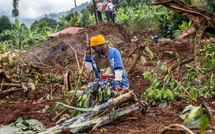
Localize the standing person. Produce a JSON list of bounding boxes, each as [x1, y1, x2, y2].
[[105, 0, 109, 22], [97, 1, 103, 22], [83, 35, 129, 107], [107, 0, 115, 23]]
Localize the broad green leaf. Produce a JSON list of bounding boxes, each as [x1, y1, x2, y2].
[[163, 89, 168, 99], [140, 56, 146, 65], [0, 126, 23, 132], [15, 117, 23, 123], [200, 114, 208, 134], [157, 60, 161, 66], [201, 104, 212, 119], [159, 102, 167, 108], [176, 66, 180, 72], [147, 50, 153, 60], [53, 102, 97, 112], [181, 104, 195, 114], [107, 87, 111, 97], [99, 94, 102, 102], [185, 106, 201, 122], [167, 89, 174, 100]]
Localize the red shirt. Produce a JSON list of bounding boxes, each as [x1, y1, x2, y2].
[[105, 3, 108, 11]]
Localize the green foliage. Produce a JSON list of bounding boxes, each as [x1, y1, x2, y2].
[[205, 0, 215, 12], [31, 17, 57, 30], [111, 108, 119, 119], [0, 15, 12, 33], [20, 23, 27, 30], [130, 0, 142, 7], [182, 0, 192, 4], [180, 104, 213, 134], [119, 0, 129, 8], [169, 13, 190, 34], [80, 10, 91, 28], [12, 0, 19, 18], [100, 127, 107, 132], [175, 20, 194, 35], [0, 117, 43, 132], [0, 19, 49, 50], [0, 41, 9, 52], [82, 3, 94, 15], [141, 42, 215, 106], [78, 85, 112, 108]]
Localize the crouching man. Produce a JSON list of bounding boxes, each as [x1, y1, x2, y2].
[[82, 34, 129, 107]]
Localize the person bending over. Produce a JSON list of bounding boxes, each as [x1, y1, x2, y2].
[[82, 35, 129, 107]]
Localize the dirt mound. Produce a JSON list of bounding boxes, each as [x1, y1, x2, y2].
[[20, 22, 131, 68]]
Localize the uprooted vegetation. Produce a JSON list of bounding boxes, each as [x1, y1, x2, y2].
[[0, 21, 215, 133]]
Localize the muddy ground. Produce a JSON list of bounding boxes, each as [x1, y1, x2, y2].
[[1, 22, 215, 134]]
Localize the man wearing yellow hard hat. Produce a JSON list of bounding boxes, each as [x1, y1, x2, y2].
[[83, 34, 129, 107]]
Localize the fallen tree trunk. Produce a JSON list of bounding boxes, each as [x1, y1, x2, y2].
[[71, 103, 141, 133], [0, 87, 23, 94], [43, 102, 142, 134], [1, 83, 22, 88], [151, 0, 215, 34], [151, 0, 215, 69], [39, 92, 136, 134]]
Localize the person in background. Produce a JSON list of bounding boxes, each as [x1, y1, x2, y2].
[[97, 1, 103, 22], [107, 0, 115, 23], [105, 0, 109, 22], [83, 35, 129, 107]]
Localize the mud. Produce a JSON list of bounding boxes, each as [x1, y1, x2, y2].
[[1, 22, 215, 133]]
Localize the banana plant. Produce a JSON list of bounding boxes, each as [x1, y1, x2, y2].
[[116, 6, 135, 34], [0, 41, 9, 52]]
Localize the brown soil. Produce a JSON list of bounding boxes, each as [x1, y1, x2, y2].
[[1, 22, 215, 134]]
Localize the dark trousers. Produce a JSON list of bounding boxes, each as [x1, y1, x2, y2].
[[106, 11, 109, 22], [97, 10, 103, 22], [108, 11, 115, 23]]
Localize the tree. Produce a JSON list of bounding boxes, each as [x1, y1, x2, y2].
[[80, 10, 90, 28], [12, 0, 19, 19], [82, 3, 94, 15], [20, 23, 27, 30], [130, 0, 142, 7], [0, 15, 12, 33], [119, 0, 129, 8], [65, 11, 80, 21], [205, 0, 215, 12], [30, 17, 57, 30]]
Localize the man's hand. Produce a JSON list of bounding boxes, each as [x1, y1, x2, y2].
[[86, 45, 91, 54]]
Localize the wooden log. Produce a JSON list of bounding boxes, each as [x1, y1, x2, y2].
[[41, 92, 135, 134], [1, 83, 22, 87], [73, 104, 141, 133], [43, 101, 143, 134], [63, 71, 71, 91], [0, 87, 23, 94]]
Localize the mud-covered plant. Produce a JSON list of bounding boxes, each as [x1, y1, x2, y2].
[[70, 70, 80, 87], [111, 108, 119, 119], [0, 41, 9, 52], [180, 104, 213, 134], [175, 20, 194, 35], [77, 85, 112, 108], [141, 68, 174, 106], [0, 50, 20, 72], [141, 42, 215, 106], [77, 88, 90, 108]]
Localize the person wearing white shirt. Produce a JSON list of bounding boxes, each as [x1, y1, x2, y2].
[[97, 1, 103, 22], [107, 0, 115, 23]]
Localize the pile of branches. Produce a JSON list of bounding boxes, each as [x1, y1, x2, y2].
[[39, 91, 146, 133]]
